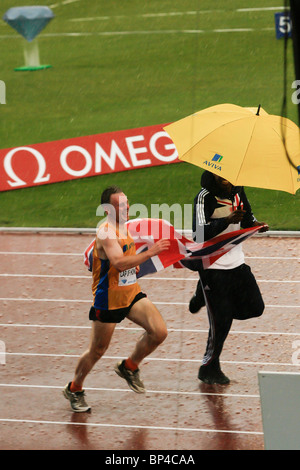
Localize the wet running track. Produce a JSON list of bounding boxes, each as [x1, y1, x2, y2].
[[0, 231, 299, 450]]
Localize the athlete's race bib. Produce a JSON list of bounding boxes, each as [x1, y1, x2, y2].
[[118, 268, 137, 286]]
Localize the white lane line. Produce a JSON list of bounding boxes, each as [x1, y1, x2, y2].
[[69, 11, 216, 21], [0, 28, 280, 40], [0, 297, 299, 308], [0, 274, 91, 279], [69, 7, 287, 21], [1, 323, 300, 337], [62, 0, 81, 4], [1, 251, 299, 261], [0, 297, 173, 304], [50, 0, 81, 8], [256, 280, 300, 283], [214, 28, 253, 32], [1, 273, 299, 284], [3, 352, 299, 368], [245, 256, 300, 260], [237, 7, 286, 12], [0, 251, 82, 256], [0, 417, 263, 436], [0, 383, 259, 399]]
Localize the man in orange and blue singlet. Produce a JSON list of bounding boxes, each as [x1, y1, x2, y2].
[[63, 186, 170, 412]]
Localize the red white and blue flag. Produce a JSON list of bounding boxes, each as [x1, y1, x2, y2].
[[84, 218, 263, 277]]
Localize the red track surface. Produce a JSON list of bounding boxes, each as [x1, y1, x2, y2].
[[0, 232, 299, 450]]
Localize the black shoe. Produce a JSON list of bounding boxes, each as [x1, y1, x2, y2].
[[189, 279, 206, 314], [198, 365, 230, 385], [189, 294, 205, 313]]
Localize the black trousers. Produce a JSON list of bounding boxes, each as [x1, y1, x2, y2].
[[200, 264, 264, 369]]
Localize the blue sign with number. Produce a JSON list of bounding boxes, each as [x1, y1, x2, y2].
[[275, 12, 292, 39]]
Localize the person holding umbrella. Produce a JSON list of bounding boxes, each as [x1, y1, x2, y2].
[[190, 171, 269, 385], [163, 102, 299, 384]]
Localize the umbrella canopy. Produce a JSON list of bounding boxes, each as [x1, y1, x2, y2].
[[164, 103, 300, 194]]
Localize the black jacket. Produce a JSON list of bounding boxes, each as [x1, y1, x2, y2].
[[192, 171, 257, 242]]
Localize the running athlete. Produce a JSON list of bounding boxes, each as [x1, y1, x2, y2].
[[63, 186, 170, 412], [190, 172, 269, 385]]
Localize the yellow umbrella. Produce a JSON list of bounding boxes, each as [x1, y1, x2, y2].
[[164, 103, 300, 194]]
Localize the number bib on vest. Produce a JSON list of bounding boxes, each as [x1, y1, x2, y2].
[[118, 268, 137, 286]]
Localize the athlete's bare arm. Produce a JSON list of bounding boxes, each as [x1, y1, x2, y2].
[[96, 225, 170, 272]]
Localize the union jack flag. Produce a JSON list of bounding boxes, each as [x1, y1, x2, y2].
[[84, 218, 263, 277]]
